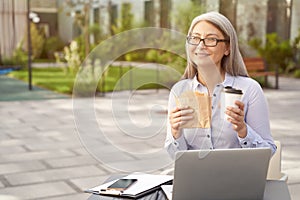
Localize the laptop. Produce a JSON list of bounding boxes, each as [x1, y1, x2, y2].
[[169, 148, 272, 200]]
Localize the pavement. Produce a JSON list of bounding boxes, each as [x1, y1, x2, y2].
[[0, 74, 300, 200]]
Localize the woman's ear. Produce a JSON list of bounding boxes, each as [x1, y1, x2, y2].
[[224, 48, 230, 56]]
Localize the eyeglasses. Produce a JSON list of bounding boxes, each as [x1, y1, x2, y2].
[[187, 36, 229, 47]]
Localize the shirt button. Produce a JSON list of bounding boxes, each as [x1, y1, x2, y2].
[[243, 142, 247, 145], [174, 141, 179, 146], [212, 106, 214, 109], [207, 135, 210, 138], [210, 147, 213, 150], [213, 93, 216, 97]]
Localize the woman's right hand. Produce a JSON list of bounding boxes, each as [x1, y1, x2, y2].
[[169, 106, 194, 139]]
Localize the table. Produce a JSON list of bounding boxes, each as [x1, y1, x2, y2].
[[87, 176, 291, 200]]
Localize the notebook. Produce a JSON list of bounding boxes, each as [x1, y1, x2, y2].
[[85, 172, 173, 198], [167, 148, 272, 200]]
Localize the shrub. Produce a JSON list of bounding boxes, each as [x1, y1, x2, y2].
[[294, 69, 300, 78], [43, 36, 65, 59], [1, 41, 28, 67], [24, 23, 46, 59], [145, 49, 159, 63], [248, 33, 293, 73]]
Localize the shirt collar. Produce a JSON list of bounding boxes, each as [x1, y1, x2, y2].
[[191, 73, 236, 90], [192, 75, 204, 91], [222, 73, 235, 88]]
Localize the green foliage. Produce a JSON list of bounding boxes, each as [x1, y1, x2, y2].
[[24, 23, 46, 59], [1, 57, 14, 66], [73, 36, 86, 61], [63, 40, 82, 75], [111, 2, 134, 34], [43, 36, 65, 59], [74, 59, 103, 97], [55, 40, 82, 75], [294, 69, 300, 78], [144, 50, 175, 64], [1, 41, 28, 67], [248, 33, 293, 73], [88, 23, 102, 43], [8, 66, 179, 94], [172, 1, 205, 34], [124, 50, 146, 62], [145, 50, 159, 63], [12, 42, 28, 67], [121, 3, 133, 32], [291, 29, 300, 70]]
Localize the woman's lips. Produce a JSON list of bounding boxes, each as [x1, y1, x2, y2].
[[195, 52, 210, 57]]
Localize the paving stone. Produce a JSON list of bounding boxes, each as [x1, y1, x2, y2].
[[69, 175, 110, 191], [0, 194, 20, 200], [0, 137, 54, 148], [0, 161, 46, 175], [0, 132, 11, 140], [0, 146, 26, 155], [0, 181, 4, 188], [50, 132, 80, 142], [1, 125, 39, 136], [105, 155, 172, 173], [24, 140, 82, 151], [285, 167, 300, 185], [5, 130, 60, 139], [45, 155, 98, 168], [288, 183, 300, 200], [40, 193, 91, 200], [71, 148, 91, 156], [0, 118, 22, 128], [282, 160, 300, 171], [0, 181, 75, 200], [5, 165, 107, 186], [0, 150, 75, 163]]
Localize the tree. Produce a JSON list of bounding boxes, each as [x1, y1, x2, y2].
[[64, 0, 92, 57], [172, 1, 205, 34], [111, 2, 134, 34]]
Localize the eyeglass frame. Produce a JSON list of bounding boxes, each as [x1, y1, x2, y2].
[[186, 36, 229, 47]]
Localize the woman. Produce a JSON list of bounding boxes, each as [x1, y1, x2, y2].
[[165, 12, 276, 159]]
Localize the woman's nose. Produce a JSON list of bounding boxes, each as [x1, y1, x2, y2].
[[197, 40, 206, 49]]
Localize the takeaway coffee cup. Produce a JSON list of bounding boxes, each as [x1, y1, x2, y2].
[[222, 87, 243, 120]]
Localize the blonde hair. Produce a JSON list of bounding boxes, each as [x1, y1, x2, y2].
[[183, 12, 248, 79]]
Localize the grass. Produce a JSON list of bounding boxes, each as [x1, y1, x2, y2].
[[8, 66, 181, 94], [9, 68, 75, 94]]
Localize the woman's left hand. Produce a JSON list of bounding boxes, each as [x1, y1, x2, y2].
[[226, 100, 247, 138]]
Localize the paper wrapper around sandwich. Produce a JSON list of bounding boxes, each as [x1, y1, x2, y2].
[[176, 91, 211, 128]]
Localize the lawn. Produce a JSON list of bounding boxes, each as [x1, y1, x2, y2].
[[8, 66, 181, 94], [8, 67, 75, 94]]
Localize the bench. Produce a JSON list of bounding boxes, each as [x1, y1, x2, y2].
[[243, 57, 279, 89]]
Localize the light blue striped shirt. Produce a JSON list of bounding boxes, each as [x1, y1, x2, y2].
[[165, 73, 276, 159]]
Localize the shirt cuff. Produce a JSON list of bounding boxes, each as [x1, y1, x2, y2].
[[172, 134, 188, 150], [238, 124, 259, 148]]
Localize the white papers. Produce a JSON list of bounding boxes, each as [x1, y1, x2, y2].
[[161, 185, 173, 200], [87, 172, 173, 197]]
